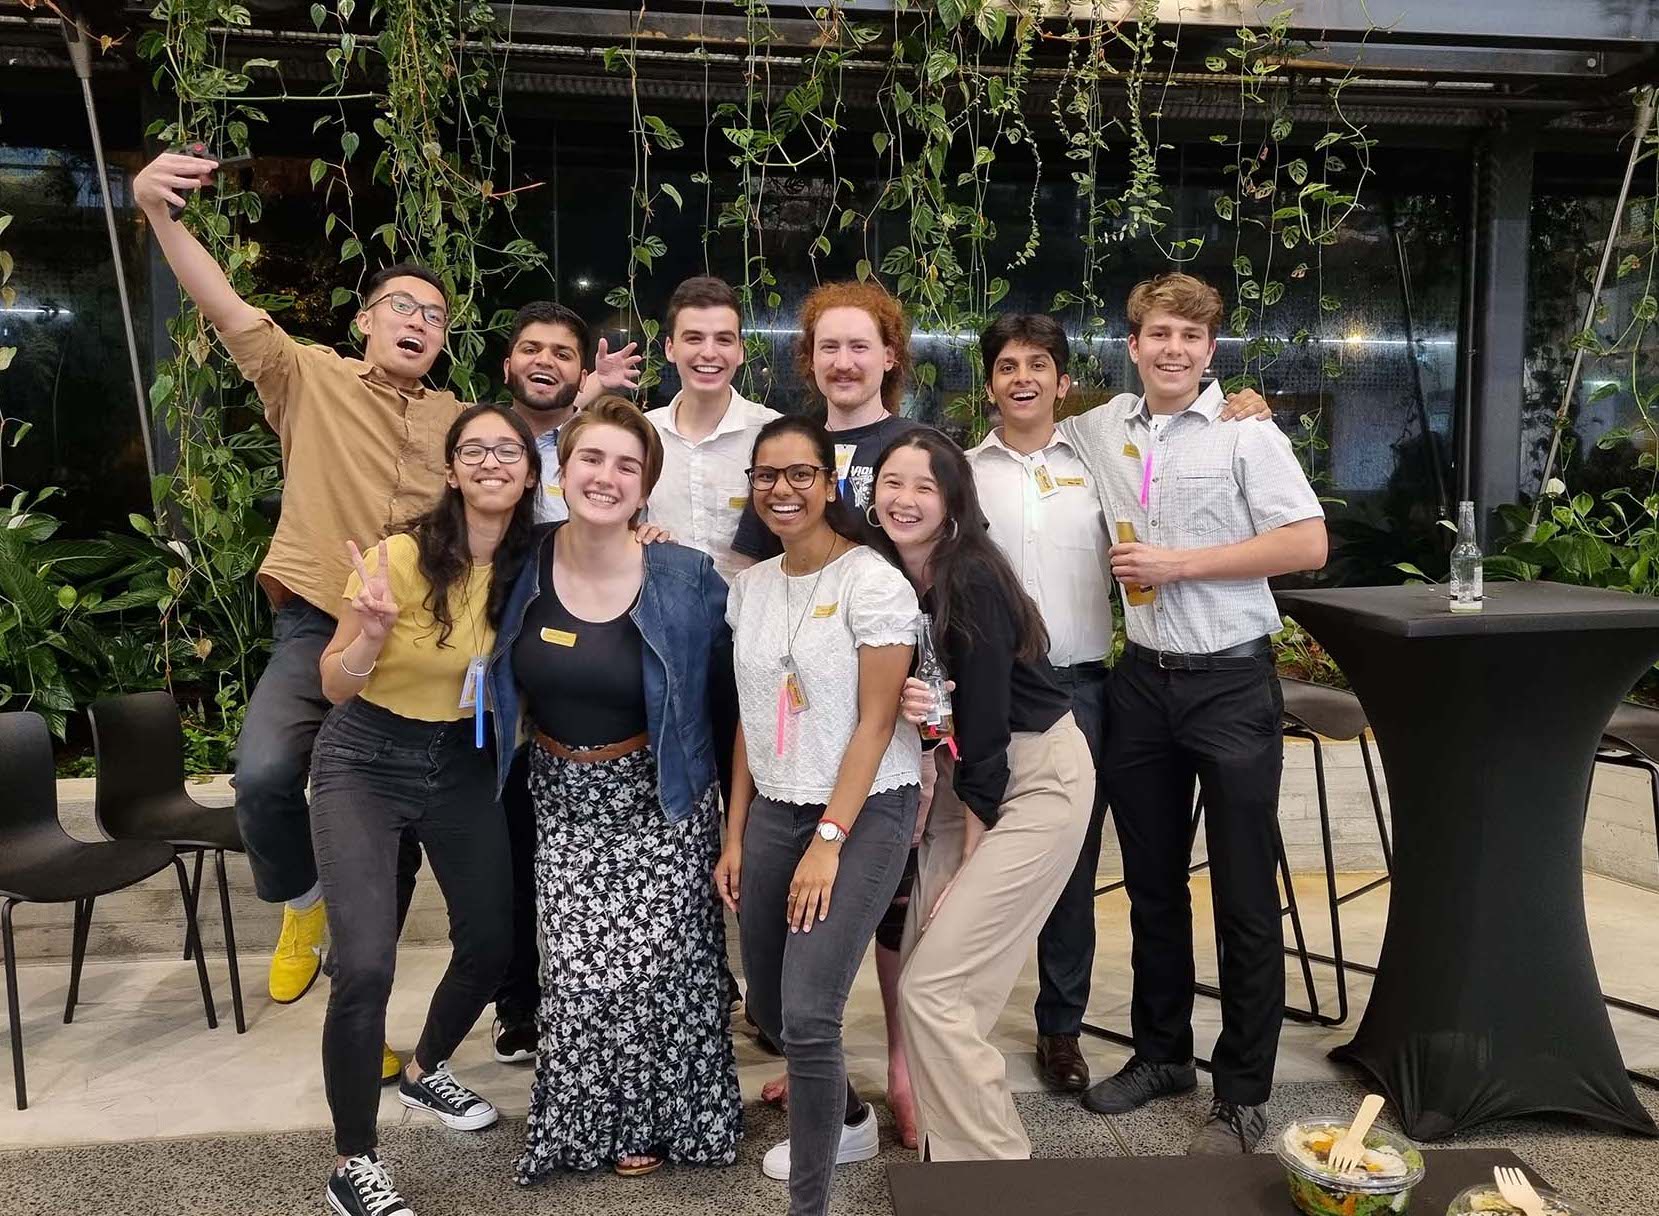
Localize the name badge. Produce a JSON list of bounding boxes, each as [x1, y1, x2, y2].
[[1122, 443, 1141, 460], [546, 483, 564, 498], [1057, 476, 1086, 487], [834, 443, 857, 484], [728, 496, 749, 509], [811, 602, 839, 619], [540, 627, 577, 647], [458, 655, 486, 709], [1032, 463, 1059, 499]]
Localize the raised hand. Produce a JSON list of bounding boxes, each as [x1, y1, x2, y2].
[[133, 152, 218, 220], [591, 338, 643, 393], [346, 539, 400, 643]]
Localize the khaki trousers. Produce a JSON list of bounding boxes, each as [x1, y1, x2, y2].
[[897, 714, 1094, 1160]]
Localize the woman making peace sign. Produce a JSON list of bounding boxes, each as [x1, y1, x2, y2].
[[309, 403, 540, 1216]]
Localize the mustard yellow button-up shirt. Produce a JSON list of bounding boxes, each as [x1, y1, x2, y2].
[[218, 312, 464, 615]]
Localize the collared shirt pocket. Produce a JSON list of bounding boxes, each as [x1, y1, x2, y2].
[[1171, 470, 1239, 543]]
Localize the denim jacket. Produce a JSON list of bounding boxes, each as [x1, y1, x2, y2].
[[487, 523, 736, 824]]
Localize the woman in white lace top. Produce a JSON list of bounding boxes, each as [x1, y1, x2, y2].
[[715, 415, 921, 1216]]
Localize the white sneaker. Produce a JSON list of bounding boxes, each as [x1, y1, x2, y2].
[[761, 1103, 879, 1181]]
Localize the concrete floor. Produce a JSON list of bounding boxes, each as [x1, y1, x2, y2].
[[5, 871, 1659, 1151]]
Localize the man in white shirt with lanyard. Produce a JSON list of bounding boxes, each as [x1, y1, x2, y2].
[[966, 314, 1271, 1097], [643, 277, 780, 582], [501, 300, 641, 525]]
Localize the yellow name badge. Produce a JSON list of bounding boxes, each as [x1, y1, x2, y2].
[[540, 627, 577, 647], [546, 483, 564, 498], [1057, 476, 1086, 487], [728, 496, 749, 509], [811, 602, 839, 618], [1122, 443, 1141, 460]]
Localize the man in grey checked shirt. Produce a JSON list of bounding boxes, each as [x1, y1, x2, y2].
[[1058, 272, 1327, 1155]]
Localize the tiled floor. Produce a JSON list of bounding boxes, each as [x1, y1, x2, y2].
[[4, 873, 1658, 1212]]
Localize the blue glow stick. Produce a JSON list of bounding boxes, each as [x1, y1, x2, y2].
[[474, 659, 485, 749]]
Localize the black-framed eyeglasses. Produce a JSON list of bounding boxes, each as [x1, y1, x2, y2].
[[454, 441, 527, 466], [747, 464, 832, 490], [366, 290, 449, 329]]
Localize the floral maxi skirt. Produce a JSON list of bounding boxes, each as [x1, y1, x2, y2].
[[514, 743, 742, 1182]]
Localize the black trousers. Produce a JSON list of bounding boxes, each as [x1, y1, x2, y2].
[[1106, 650, 1284, 1105], [309, 699, 513, 1156], [1033, 662, 1111, 1037], [494, 747, 540, 1028]]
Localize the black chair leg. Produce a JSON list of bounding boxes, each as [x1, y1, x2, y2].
[[3, 899, 24, 1111], [182, 849, 205, 962], [173, 856, 218, 1030], [1359, 734, 1392, 874], [1277, 821, 1323, 1022], [1310, 735, 1349, 1026], [214, 851, 246, 1034], [64, 897, 94, 1025]]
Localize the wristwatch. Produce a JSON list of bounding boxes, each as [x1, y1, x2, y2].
[[816, 819, 849, 845]]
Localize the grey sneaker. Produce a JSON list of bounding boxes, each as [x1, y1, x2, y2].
[[1081, 1054, 1197, 1114], [1187, 1099, 1267, 1154]]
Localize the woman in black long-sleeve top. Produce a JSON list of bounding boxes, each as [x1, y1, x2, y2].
[[863, 427, 1096, 1161]]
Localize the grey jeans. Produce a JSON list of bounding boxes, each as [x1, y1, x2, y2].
[[739, 785, 919, 1216]]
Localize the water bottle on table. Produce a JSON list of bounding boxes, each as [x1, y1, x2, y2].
[[1450, 499, 1484, 613]]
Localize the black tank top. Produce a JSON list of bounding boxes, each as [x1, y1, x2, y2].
[[512, 583, 647, 747]]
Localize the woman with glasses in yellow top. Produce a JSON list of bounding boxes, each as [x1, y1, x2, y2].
[[308, 403, 541, 1216]]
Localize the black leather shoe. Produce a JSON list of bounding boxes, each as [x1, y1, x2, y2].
[[1036, 1034, 1090, 1092]]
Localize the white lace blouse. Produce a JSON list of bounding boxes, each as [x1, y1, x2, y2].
[[727, 545, 924, 805]]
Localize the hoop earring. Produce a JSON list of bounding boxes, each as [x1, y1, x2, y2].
[[946, 518, 960, 541], [866, 505, 881, 528]]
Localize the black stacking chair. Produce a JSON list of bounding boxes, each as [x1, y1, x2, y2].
[[1083, 676, 1393, 1060], [1590, 701, 1659, 1083], [89, 692, 247, 1034], [0, 711, 217, 1110], [1276, 676, 1393, 1026]]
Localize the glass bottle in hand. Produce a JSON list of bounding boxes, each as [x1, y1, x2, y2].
[[915, 613, 955, 741]]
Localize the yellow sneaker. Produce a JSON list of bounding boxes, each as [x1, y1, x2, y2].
[[382, 1043, 401, 1086], [267, 900, 326, 1004]]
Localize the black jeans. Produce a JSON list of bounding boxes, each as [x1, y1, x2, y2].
[[310, 698, 513, 1157], [494, 746, 540, 1028], [234, 597, 421, 908], [1105, 651, 1284, 1106], [1034, 662, 1111, 1037], [740, 785, 919, 1216]]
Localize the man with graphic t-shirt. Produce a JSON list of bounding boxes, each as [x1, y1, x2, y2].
[[731, 282, 922, 564]]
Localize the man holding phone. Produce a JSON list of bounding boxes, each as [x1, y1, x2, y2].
[[134, 151, 456, 1069]]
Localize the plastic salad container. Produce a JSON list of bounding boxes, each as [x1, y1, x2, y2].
[[1445, 1182, 1594, 1216], [1275, 1116, 1427, 1216]]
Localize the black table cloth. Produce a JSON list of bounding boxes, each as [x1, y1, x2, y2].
[[1276, 581, 1659, 1140], [889, 1148, 1544, 1215]]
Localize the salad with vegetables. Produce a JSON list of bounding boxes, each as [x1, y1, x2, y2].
[[1447, 1184, 1589, 1215], [1275, 1118, 1426, 1216]]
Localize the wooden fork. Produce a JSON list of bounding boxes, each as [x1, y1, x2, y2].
[[1493, 1166, 1548, 1216], [1326, 1094, 1386, 1174]]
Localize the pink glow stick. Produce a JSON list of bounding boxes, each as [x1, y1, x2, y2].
[[775, 683, 788, 756], [1139, 448, 1154, 508]]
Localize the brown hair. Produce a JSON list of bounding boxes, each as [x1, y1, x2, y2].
[[665, 275, 743, 339], [1126, 273, 1225, 340], [795, 281, 912, 414], [555, 395, 665, 522]]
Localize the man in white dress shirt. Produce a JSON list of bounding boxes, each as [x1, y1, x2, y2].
[[967, 313, 1273, 1097], [643, 276, 781, 581]]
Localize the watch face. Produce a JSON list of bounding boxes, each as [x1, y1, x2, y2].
[[818, 822, 839, 840]]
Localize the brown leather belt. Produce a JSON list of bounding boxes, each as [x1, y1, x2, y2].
[[534, 729, 649, 763]]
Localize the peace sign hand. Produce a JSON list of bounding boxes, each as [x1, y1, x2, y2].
[[591, 337, 643, 393], [346, 539, 400, 644]]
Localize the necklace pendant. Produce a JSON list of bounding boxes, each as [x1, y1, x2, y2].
[[781, 653, 795, 672]]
